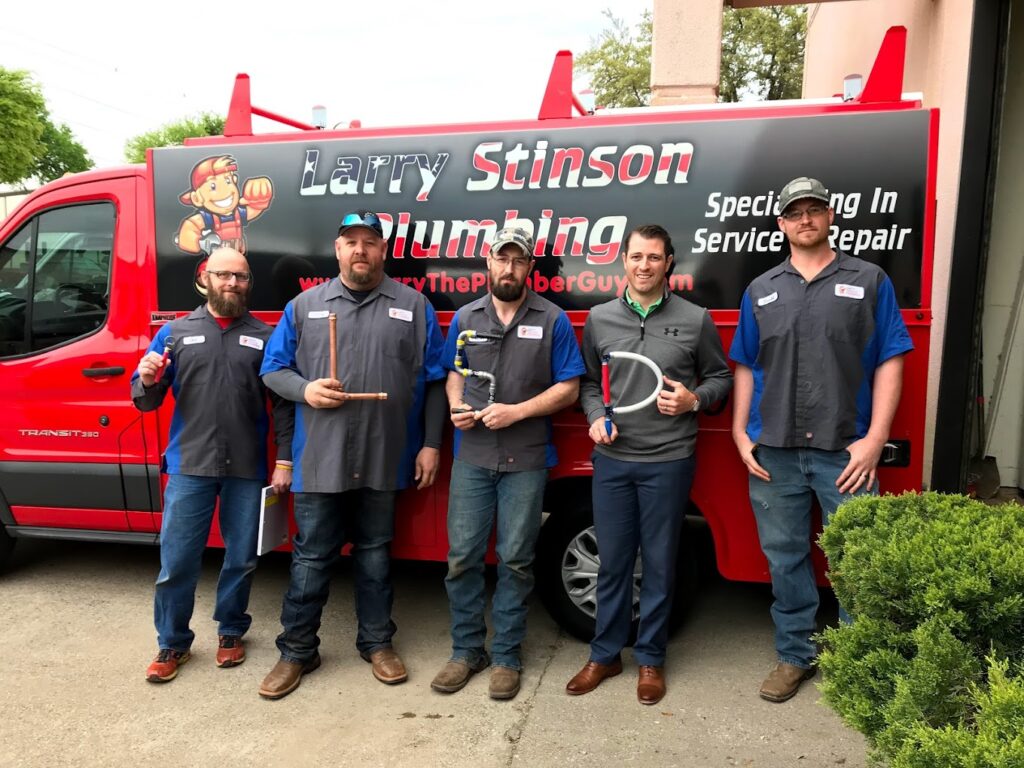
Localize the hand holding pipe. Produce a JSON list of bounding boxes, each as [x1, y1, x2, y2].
[[601, 351, 664, 433], [326, 312, 388, 401], [454, 330, 501, 409]]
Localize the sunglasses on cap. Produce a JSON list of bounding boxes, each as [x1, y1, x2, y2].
[[338, 211, 384, 237]]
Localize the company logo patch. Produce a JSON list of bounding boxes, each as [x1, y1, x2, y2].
[[239, 335, 264, 351], [389, 307, 413, 322], [757, 292, 779, 307], [182, 335, 206, 345], [835, 284, 865, 300], [518, 325, 543, 339]]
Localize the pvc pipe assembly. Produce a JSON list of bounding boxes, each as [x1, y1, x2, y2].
[[601, 350, 664, 435], [454, 330, 501, 408]]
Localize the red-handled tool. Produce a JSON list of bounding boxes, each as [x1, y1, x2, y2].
[[153, 337, 175, 383]]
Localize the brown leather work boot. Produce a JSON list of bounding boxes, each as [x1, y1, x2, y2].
[[565, 658, 623, 695], [146, 649, 191, 683], [258, 654, 321, 700], [759, 662, 816, 702], [362, 647, 408, 685], [488, 667, 521, 700], [430, 657, 490, 694], [216, 635, 245, 668]]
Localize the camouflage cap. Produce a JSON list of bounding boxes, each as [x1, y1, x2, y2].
[[778, 177, 830, 213], [490, 226, 535, 259]]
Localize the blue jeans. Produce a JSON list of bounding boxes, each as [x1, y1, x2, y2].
[[276, 489, 397, 663], [445, 459, 547, 671], [748, 446, 875, 669], [590, 453, 695, 667], [154, 474, 263, 651]]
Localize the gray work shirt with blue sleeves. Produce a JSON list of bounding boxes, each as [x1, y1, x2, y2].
[[260, 276, 445, 493], [729, 250, 914, 451], [444, 291, 586, 472], [130, 306, 293, 480]]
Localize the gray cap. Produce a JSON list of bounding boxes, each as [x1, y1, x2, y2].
[[490, 226, 535, 259], [779, 177, 830, 213]]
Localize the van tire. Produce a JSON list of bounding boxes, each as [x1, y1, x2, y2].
[[535, 500, 698, 643], [0, 526, 15, 572]]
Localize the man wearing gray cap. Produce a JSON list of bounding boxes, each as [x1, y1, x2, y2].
[[729, 177, 913, 703], [430, 225, 585, 700]]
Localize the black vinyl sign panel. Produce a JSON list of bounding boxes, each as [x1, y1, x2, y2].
[[152, 109, 929, 313]]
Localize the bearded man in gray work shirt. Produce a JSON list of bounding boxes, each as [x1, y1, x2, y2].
[[566, 223, 732, 705], [132, 246, 293, 684], [258, 209, 447, 700], [429, 226, 585, 701]]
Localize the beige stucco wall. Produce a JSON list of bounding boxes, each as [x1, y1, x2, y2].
[[651, 0, 722, 104], [804, 0, 976, 488]]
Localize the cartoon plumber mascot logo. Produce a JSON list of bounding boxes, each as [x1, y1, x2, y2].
[[174, 154, 273, 296]]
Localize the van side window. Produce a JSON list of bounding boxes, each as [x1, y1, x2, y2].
[[0, 203, 115, 358]]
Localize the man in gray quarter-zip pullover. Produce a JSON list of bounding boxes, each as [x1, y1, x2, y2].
[[566, 224, 732, 706]]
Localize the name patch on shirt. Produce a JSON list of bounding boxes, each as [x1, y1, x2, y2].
[[182, 335, 205, 345], [239, 335, 264, 351], [517, 325, 543, 339], [757, 292, 779, 307], [389, 307, 413, 322], [835, 284, 865, 300], [308, 310, 330, 319]]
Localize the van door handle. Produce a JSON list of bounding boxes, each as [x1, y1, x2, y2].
[[82, 366, 126, 378]]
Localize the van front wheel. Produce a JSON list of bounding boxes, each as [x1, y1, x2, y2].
[[0, 525, 15, 573], [536, 501, 700, 644]]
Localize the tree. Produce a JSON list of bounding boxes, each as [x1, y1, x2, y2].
[[575, 7, 806, 108], [34, 120, 92, 182], [0, 68, 46, 184], [576, 10, 652, 108], [719, 6, 806, 102], [0, 67, 93, 184], [124, 113, 225, 164]]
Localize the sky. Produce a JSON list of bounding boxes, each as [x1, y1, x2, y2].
[[2, 1, 652, 170]]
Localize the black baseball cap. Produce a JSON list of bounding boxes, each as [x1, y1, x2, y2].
[[338, 209, 384, 237]]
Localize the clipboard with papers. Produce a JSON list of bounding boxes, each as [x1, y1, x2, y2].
[[257, 485, 290, 555]]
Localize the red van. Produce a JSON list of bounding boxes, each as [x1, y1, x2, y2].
[[0, 33, 932, 639]]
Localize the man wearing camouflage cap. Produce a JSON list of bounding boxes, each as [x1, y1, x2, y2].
[[730, 177, 913, 703], [431, 225, 585, 700]]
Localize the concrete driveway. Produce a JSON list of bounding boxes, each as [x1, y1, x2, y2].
[[0, 539, 865, 767]]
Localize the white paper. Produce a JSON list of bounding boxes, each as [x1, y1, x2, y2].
[[257, 485, 289, 556]]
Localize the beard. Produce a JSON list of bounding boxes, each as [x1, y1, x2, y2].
[[208, 285, 248, 318], [491, 277, 526, 302], [343, 262, 381, 288]]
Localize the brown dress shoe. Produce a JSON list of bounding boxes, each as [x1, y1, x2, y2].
[[637, 665, 666, 705], [216, 635, 245, 668], [566, 659, 623, 695], [362, 648, 408, 685], [759, 662, 816, 703], [258, 654, 321, 700], [146, 649, 191, 683], [488, 667, 521, 700]]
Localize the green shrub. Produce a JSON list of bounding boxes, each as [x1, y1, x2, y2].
[[816, 492, 1024, 765]]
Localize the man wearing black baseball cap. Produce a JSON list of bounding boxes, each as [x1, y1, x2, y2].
[[730, 177, 913, 703], [258, 209, 447, 699]]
